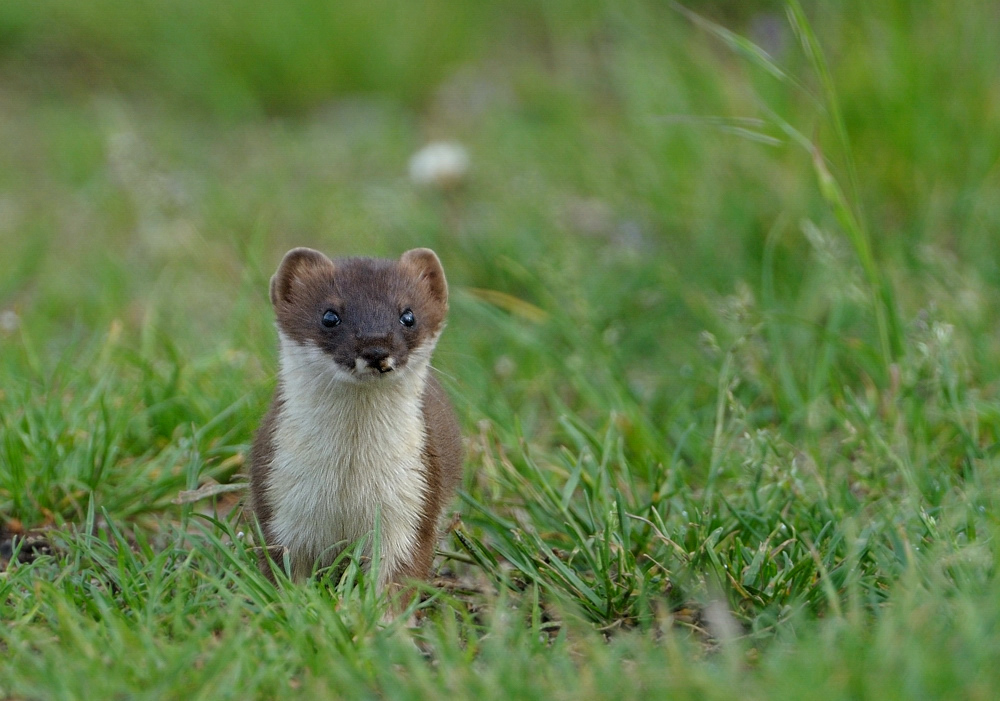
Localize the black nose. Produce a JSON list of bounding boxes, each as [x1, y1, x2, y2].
[[360, 346, 394, 372], [360, 346, 390, 364]]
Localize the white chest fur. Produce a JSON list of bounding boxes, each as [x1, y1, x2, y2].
[[267, 334, 429, 587]]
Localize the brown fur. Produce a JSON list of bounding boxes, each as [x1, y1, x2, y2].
[[247, 386, 282, 579], [403, 373, 463, 579]]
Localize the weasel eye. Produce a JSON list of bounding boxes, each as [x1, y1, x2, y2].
[[399, 309, 416, 327], [321, 310, 341, 328]]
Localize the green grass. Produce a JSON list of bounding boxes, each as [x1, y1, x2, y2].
[[2, 0, 1000, 698]]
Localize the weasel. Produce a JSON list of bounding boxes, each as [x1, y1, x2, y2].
[[248, 247, 463, 593]]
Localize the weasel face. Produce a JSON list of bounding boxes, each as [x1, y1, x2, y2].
[[269, 248, 448, 384]]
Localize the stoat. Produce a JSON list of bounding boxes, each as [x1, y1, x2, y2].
[[248, 247, 462, 593]]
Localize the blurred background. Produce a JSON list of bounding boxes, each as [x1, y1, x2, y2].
[[4, 6, 1000, 686], [0, 0, 999, 487]]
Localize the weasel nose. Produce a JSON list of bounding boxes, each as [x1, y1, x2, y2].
[[360, 346, 389, 363], [359, 347, 394, 373]]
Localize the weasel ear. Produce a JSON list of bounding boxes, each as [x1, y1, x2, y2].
[[401, 248, 448, 307], [270, 248, 334, 307]]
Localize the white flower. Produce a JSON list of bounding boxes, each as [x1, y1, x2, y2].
[[0, 310, 19, 334], [408, 141, 469, 190]]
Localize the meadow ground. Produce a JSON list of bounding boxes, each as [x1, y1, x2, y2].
[[1, 1, 1000, 698]]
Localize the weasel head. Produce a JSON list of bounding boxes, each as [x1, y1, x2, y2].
[[270, 247, 448, 384]]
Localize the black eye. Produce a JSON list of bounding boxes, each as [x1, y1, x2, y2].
[[399, 309, 415, 327], [321, 310, 341, 328]]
